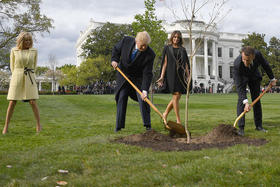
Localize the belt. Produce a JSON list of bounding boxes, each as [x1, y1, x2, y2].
[[24, 67, 35, 84]]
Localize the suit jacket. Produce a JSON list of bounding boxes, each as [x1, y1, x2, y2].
[[7, 47, 39, 100], [233, 50, 274, 101], [111, 36, 155, 101]]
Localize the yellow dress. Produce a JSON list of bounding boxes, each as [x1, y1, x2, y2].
[[7, 47, 39, 100]]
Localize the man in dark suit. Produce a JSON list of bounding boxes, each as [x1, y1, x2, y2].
[[111, 31, 155, 132], [233, 46, 277, 136]]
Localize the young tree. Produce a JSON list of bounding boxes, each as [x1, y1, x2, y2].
[[166, 0, 230, 143]]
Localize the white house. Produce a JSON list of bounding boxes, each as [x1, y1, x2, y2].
[[76, 19, 247, 93]]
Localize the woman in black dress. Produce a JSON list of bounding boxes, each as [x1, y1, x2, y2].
[[157, 30, 190, 124]]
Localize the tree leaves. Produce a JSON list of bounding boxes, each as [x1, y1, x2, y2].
[[242, 33, 280, 85], [81, 22, 132, 59], [0, 0, 54, 50]]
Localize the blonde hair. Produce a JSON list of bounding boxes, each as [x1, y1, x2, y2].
[[135, 31, 151, 44], [16, 32, 33, 49]]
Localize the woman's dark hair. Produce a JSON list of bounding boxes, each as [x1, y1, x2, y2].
[[169, 30, 183, 46]]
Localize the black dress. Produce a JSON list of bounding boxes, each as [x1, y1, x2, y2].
[[160, 45, 190, 94]]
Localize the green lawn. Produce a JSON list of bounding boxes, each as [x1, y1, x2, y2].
[[0, 93, 279, 186]]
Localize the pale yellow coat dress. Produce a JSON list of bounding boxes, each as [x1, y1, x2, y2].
[[7, 47, 39, 100]]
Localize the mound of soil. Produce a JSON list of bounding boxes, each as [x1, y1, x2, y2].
[[114, 124, 267, 151]]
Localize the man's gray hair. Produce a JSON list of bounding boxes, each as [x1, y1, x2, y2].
[[135, 31, 151, 44]]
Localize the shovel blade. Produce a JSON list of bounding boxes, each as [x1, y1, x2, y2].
[[166, 121, 186, 135]]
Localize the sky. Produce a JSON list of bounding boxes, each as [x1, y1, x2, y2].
[[35, 0, 280, 67]]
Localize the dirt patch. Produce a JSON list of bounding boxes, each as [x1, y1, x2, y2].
[[113, 124, 267, 151]]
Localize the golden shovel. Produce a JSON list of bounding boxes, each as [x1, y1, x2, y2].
[[116, 67, 186, 135], [233, 83, 273, 127]]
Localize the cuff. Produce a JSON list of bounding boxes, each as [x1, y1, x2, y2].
[[270, 78, 276, 82], [243, 99, 248, 104], [142, 90, 147, 95]]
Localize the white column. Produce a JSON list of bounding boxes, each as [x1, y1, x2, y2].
[[212, 40, 217, 80], [39, 81, 42, 91], [52, 80, 55, 92], [204, 38, 208, 79], [192, 38, 196, 81]]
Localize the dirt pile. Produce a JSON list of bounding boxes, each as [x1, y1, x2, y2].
[[114, 124, 267, 151]]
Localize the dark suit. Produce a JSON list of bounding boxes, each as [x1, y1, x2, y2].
[[111, 36, 155, 131], [233, 50, 274, 129]]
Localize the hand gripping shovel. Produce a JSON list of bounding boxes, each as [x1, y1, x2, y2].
[[233, 83, 273, 128], [116, 67, 186, 135]]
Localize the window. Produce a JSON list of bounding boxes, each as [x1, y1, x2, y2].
[[208, 65, 211, 76], [218, 66, 222, 78], [229, 48, 234, 58], [230, 66, 234, 78], [218, 47, 222, 57]]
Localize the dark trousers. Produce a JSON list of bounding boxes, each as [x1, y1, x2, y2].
[[116, 84, 151, 130], [237, 80, 262, 129]]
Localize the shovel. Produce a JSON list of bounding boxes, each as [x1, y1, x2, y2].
[[233, 83, 273, 127], [116, 67, 186, 135]]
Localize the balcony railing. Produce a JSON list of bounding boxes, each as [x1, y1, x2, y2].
[[197, 75, 206, 79], [210, 75, 215, 79]]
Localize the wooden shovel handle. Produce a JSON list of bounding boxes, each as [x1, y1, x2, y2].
[[116, 67, 164, 120], [233, 83, 272, 127]]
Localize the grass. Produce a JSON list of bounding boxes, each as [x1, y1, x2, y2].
[[0, 93, 279, 186]]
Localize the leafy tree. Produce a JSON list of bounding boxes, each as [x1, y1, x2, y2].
[[35, 66, 49, 76], [268, 37, 280, 83], [0, 43, 12, 70], [57, 64, 76, 71], [59, 65, 78, 87], [0, 0, 53, 68], [131, 0, 167, 80], [242, 32, 268, 58], [0, 71, 10, 89], [76, 56, 115, 86], [241, 33, 278, 85], [81, 22, 132, 59]]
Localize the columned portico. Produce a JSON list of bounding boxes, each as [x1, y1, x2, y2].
[[76, 19, 247, 93]]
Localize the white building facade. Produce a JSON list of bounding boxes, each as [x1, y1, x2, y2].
[[76, 19, 247, 93]]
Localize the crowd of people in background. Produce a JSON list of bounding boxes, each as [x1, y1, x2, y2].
[[75, 80, 117, 95], [58, 81, 280, 95]]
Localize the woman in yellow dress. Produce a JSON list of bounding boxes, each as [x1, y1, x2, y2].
[[2, 32, 41, 134]]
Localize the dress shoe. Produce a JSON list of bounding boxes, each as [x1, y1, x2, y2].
[[146, 126, 151, 131], [255, 127, 268, 133], [237, 128, 244, 136]]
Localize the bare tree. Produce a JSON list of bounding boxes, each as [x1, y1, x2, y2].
[[165, 0, 231, 143], [47, 54, 59, 94]]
